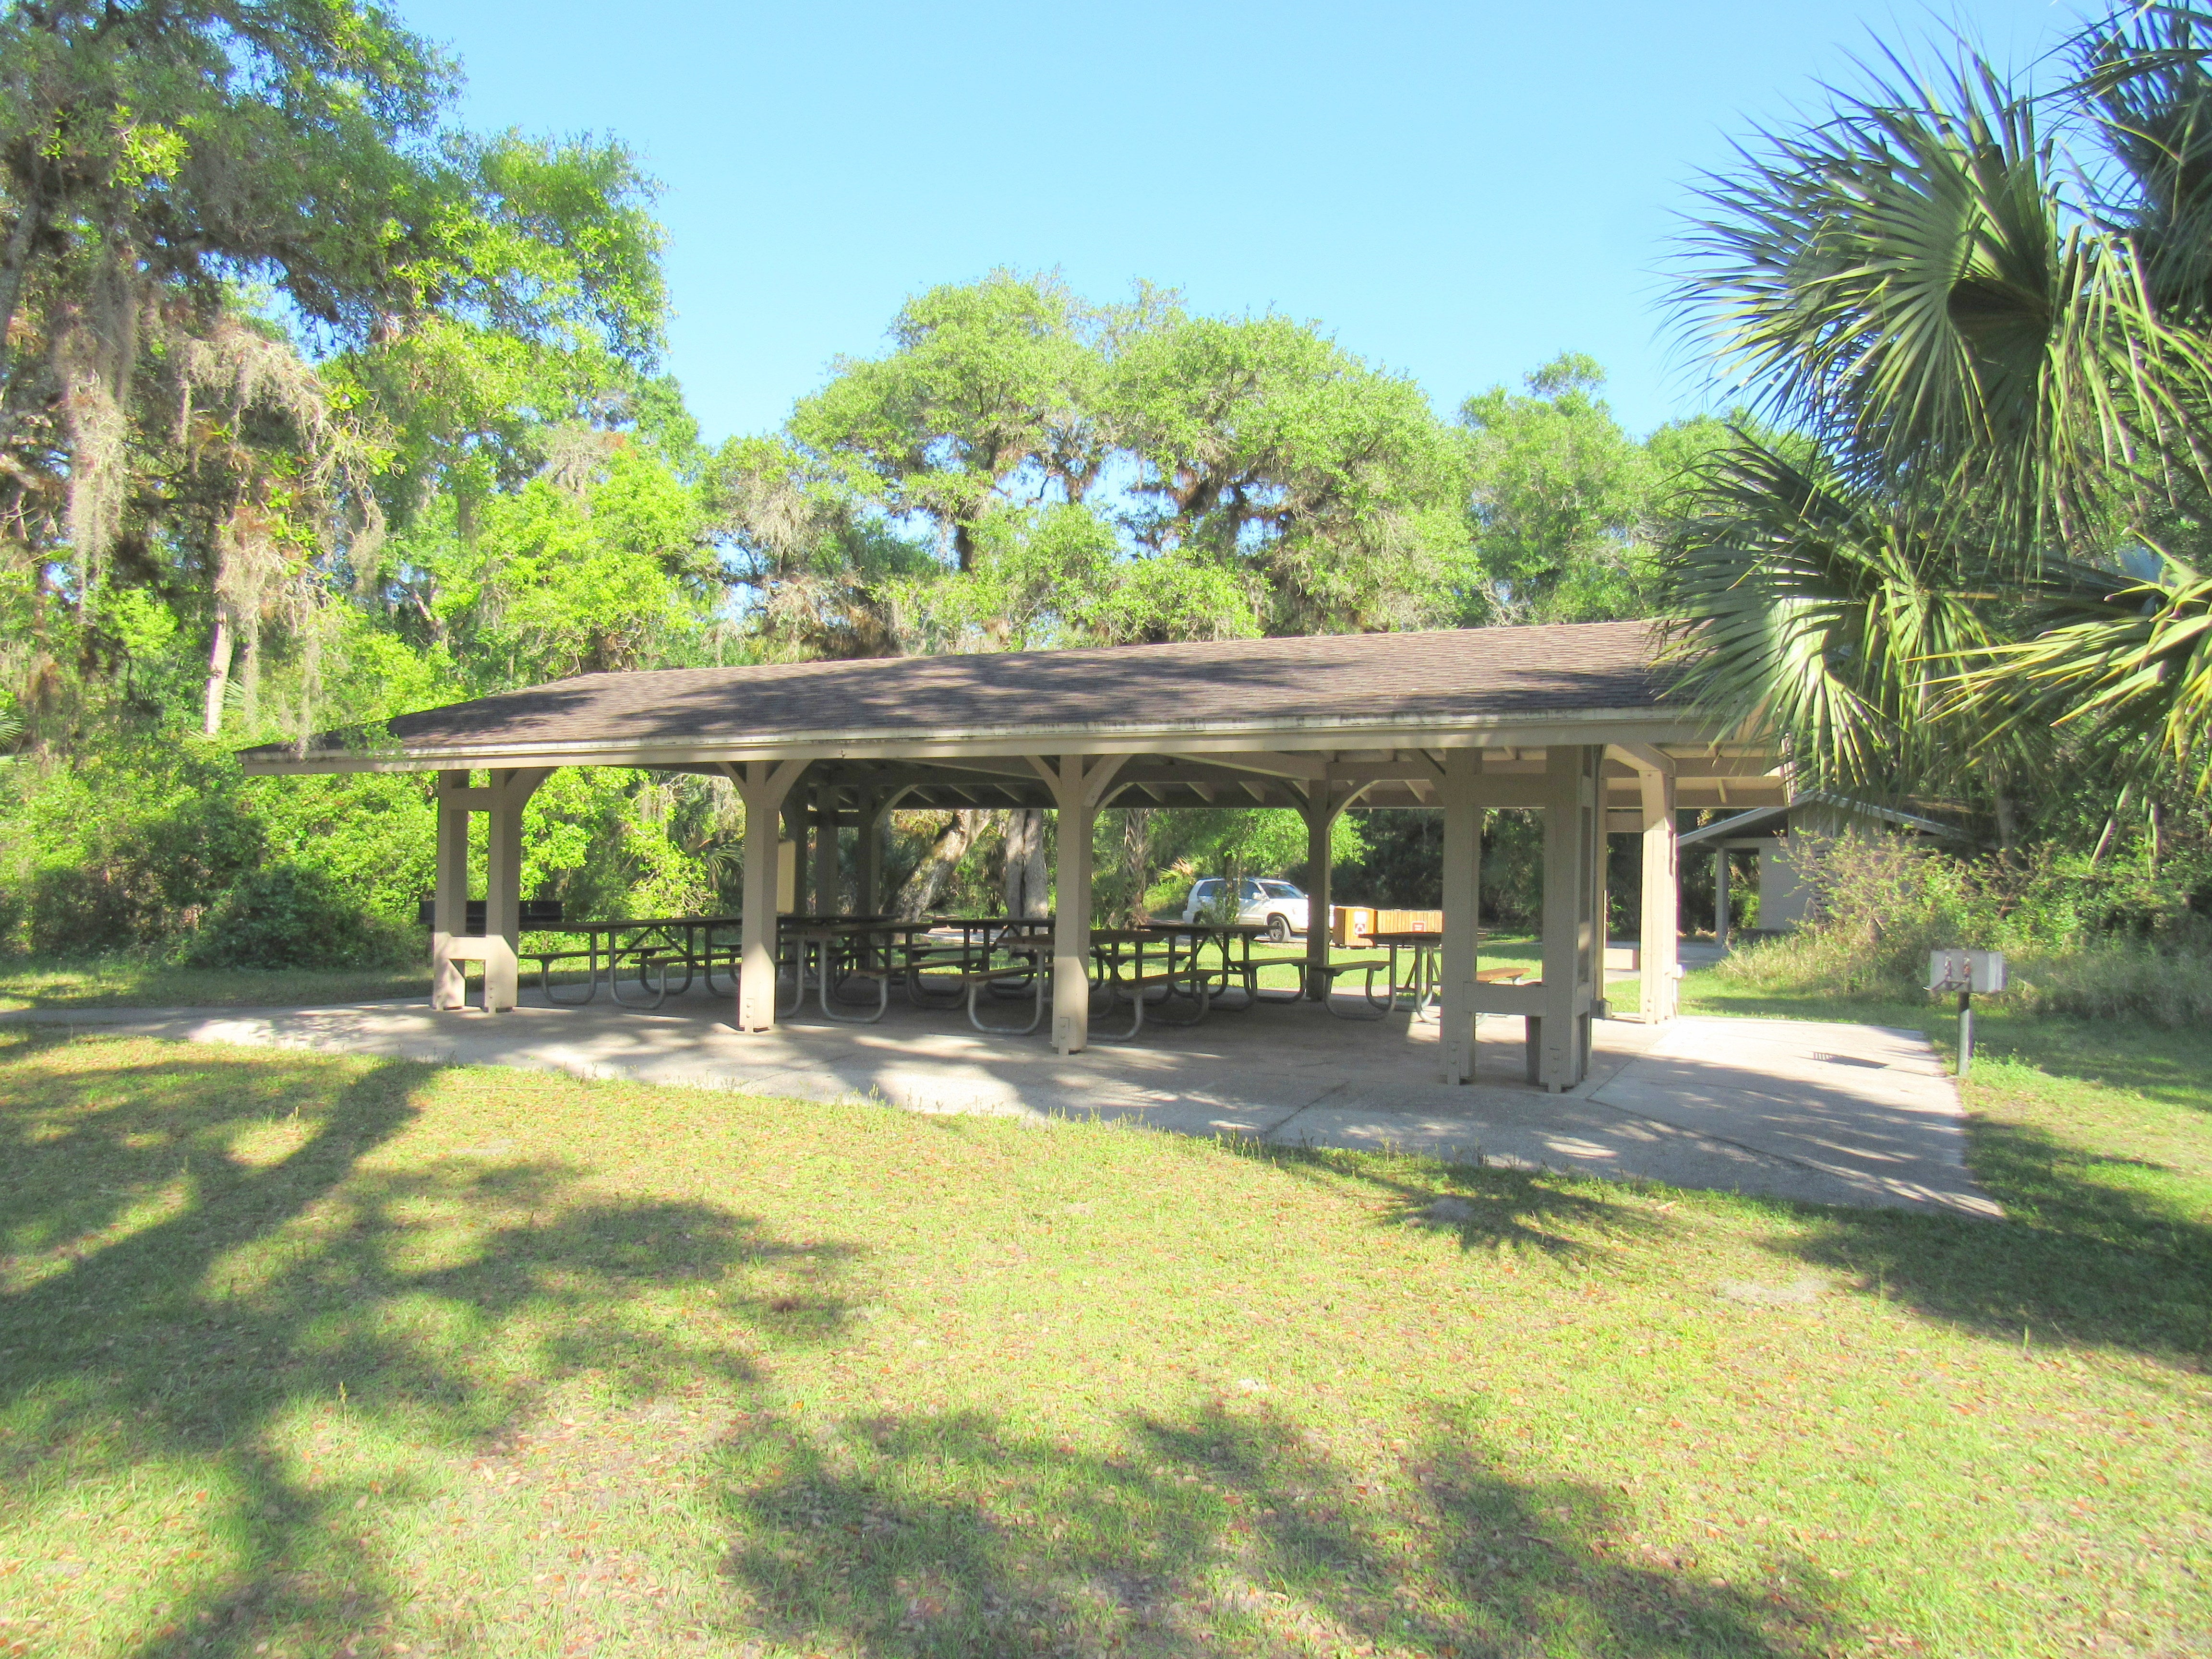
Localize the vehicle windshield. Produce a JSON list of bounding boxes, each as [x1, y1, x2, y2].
[[1258, 881, 1304, 898]]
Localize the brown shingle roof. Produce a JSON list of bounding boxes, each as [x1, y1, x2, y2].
[[245, 621, 1680, 767]]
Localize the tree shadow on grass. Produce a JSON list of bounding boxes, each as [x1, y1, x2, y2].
[[711, 1399, 1849, 1657], [0, 1030, 851, 1657], [1779, 1113, 2212, 1361], [1683, 990, 2212, 1116], [1228, 1138, 1678, 1259]]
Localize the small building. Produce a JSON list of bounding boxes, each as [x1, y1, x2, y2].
[[1677, 793, 1968, 943]]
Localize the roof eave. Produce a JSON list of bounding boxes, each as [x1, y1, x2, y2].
[[240, 706, 1753, 776]]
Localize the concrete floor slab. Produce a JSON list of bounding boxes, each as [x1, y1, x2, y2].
[[7, 984, 1995, 1216]]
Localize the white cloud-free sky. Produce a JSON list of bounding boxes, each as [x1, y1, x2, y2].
[[395, 0, 2095, 444]]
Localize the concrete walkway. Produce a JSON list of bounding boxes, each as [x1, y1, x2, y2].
[[10, 984, 1996, 1217]]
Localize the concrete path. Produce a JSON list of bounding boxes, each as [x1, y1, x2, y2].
[[7, 987, 1996, 1217]]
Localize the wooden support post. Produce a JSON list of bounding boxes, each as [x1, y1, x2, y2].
[[481, 768, 548, 1012], [1592, 814, 1611, 1019], [1296, 781, 1371, 1001], [731, 760, 807, 1032], [812, 781, 841, 916], [1639, 769, 1679, 1024], [1439, 749, 1482, 1084], [431, 767, 546, 1013], [1714, 847, 1731, 951], [1301, 796, 1333, 1001], [1536, 745, 1600, 1092], [1030, 754, 1129, 1055], [1053, 764, 1090, 1055], [854, 784, 880, 916], [780, 802, 804, 914], [431, 770, 470, 1010]]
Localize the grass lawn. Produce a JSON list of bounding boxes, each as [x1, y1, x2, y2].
[[2, 986, 2207, 1657], [0, 959, 427, 1013]]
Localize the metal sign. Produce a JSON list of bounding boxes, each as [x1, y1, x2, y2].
[[1928, 950, 2006, 1076], [1927, 950, 2007, 994]]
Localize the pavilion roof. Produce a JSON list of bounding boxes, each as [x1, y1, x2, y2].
[[242, 620, 1705, 775]]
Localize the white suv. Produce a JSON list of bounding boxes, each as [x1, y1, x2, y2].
[[1181, 878, 1310, 943]]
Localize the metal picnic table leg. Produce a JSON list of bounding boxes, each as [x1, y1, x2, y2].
[[1414, 945, 1442, 1021], [818, 936, 889, 1024], [608, 932, 671, 1010], [541, 928, 603, 1006], [1087, 936, 1148, 1042]]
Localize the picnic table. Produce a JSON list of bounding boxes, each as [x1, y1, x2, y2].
[[1366, 928, 1445, 1019], [900, 916, 1055, 1032], [1136, 919, 1304, 1010], [526, 913, 745, 1010], [517, 907, 1476, 1048], [526, 911, 893, 1014], [782, 916, 912, 1023], [1085, 927, 1214, 1039], [1317, 928, 1468, 1021]]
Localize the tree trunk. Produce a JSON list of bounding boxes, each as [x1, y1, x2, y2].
[[1001, 807, 1047, 917], [895, 810, 983, 919], [0, 191, 48, 405], [1992, 786, 2019, 852], [1117, 807, 1157, 926], [202, 605, 233, 736]]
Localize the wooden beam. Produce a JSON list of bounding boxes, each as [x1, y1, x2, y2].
[[1202, 751, 1330, 782], [1608, 741, 1676, 775]]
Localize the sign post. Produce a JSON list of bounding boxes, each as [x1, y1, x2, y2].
[[1926, 950, 2007, 1077]]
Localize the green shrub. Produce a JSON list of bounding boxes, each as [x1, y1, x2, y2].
[[2, 742, 267, 955], [1716, 836, 1984, 997], [185, 864, 406, 971], [2003, 936, 2212, 1027], [1716, 833, 2212, 1025], [23, 866, 168, 955]]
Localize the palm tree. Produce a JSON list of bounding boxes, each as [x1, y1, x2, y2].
[[1663, 5, 2212, 798]]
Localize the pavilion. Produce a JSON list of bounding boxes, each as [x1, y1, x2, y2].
[[241, 620, 1785, 1091]]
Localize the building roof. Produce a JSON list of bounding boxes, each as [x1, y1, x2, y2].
[[242, 620, 1713, 776], [1677, 792, 1969, 849]]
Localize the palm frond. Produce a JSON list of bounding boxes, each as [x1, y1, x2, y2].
[[1658, 434, 1998, 790], [1958, 554, 2212, 790], [1677, 48, 2212, 544], [2077, 5, 2212, 317]]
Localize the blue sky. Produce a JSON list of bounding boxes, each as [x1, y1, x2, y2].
[[395, 0, 2094, 445]]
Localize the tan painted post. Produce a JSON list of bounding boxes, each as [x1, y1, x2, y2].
[[1439, 749, 1482, 1084], [732, 760, 806, 1032], [1714, 846, 1731, 951], [480, 769, 547, 1012], [1577, 747, 1603, 1081], [812, 781, 840, 915], [779, 801, 803, 914], [1537, 745, 1599, 1092], [1591, 788, 1610, 1016], [1639, 769, 1679, 1023], [854, 784, 879, 916], [1031, 754, 1129, 1055], [1301, 794, 1333, 1001], [431, 770, 470, 1010], [1050, 755, 1093, 1055]]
